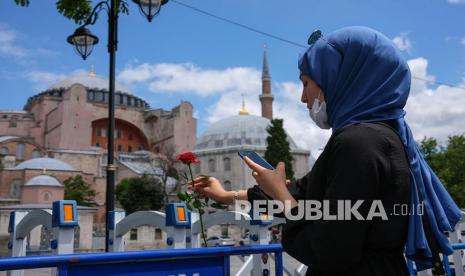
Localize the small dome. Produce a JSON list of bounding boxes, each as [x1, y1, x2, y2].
[[0, 135, 20, 143], [47, 74, 133, 95], [15, 157, 75, 171], [194, 114, 298, 151], [25, 175, 62, 187]]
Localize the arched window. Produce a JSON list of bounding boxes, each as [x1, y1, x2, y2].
[[15, 144, 25, 160], [223, 157, 231, 171], [42, 192, 50, 202], [0, 146, 8, 156], [224, 180, 232, 191], [32, 149, 41, 158], [208, 159, 216, 173], [10, 180, 22, 197]]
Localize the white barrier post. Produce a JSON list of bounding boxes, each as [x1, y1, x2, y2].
[[249, 209, 272, 276], [165, 203, 190, 249], [8, 211, 28, 259], [7, 211, 28, 276], [7, 208, 53, 276], [450, 220, 465, 276], [187, 211, 201, 248], [51, 200, 78, 255]]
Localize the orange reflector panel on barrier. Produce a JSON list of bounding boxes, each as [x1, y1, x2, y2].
[[63, 204, 74, 222], [177, 206, 186, 221]]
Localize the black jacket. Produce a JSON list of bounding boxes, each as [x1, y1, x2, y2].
[[247, 122, 411, 275]]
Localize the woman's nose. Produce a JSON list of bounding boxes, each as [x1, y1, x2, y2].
[[301, 91, 307, 103]]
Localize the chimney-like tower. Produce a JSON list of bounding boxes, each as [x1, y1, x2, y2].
[[260, 47, 274, 120]]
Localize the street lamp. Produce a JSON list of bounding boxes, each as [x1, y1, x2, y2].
[[133, 0, 169, 22], [67, 27, 99, 60], [67, 0, 168, 252]]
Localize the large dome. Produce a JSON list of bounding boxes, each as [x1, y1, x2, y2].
[[15, 157, 75, 171], [48, 74, 133, 94], [194, 115, 298, 151]]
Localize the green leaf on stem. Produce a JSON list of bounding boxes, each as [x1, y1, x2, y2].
[[177, 192, 187, 201], [184, 192, 192, 202], [193, 199, 201, 208]]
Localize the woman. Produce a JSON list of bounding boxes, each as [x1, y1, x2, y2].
[[189, 26, 461, 275]]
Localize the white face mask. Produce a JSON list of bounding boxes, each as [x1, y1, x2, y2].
[[309, 92, 331, 129]]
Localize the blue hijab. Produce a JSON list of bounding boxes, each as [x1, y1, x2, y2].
[[298, 26, 462, 270]]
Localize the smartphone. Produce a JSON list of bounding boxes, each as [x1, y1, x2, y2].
[[238, 151, 274, 170]]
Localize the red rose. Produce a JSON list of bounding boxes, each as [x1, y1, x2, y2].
[[176, 152, 200, 165]]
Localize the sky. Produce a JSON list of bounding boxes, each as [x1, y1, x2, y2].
[[1, 0, 465, 157]]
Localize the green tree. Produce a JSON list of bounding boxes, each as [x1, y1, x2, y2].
[[63, 175, 96, 206], [115, 175, 165, 214], [14, 0, 129, 24], [264, 118, 295, 181], [419, 135, 465, 207]]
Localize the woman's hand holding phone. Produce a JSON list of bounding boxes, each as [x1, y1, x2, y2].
[[242, 156, 289, 201]]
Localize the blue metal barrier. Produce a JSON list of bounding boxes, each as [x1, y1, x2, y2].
[[444, 242, 465, 276], [406, 242, 465, 276], [0, 244, 283, 276]]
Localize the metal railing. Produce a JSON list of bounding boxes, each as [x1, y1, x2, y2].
[[0, 244, 283, 276]]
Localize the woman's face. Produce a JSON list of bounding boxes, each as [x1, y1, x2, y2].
[[300, 73, 324, 109]]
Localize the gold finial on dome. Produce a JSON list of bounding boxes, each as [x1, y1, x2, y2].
[[89, 64, 96, 78], [238, 94, 249, 115]]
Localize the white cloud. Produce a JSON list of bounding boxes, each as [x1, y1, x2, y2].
[[405, 58, 465, 142], [407, 57, 435, 95], [461, 37, 465, 45], [0, 25, 27, 58], [447, 0, 465, 4], [0, 23, 59, 63], [118, 62, 261, 97], [392, 33, 412, 52]]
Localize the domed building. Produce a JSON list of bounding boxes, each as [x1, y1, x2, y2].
[[194, 50, 310, 192], [0, 157, 80, 204], [0, 68, 197, 219]]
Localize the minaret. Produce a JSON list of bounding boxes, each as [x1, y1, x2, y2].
[[260, 46, 274, 120]]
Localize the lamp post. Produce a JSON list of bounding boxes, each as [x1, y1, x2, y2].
[[67, 0, 168, 252]]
